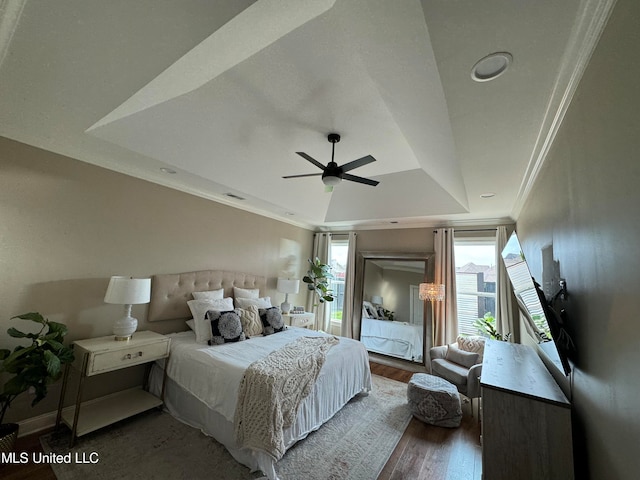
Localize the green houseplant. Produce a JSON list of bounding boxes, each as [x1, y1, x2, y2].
[[0, 312, 74, 450], [473, 312, 511, 341], [303, 257, 335, 305]]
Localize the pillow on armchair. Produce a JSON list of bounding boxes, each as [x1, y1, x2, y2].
[[446, 347, 479, 369], [456, 335, 486, 361]]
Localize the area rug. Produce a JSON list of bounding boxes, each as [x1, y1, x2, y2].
[[41, 375, 411, 480]]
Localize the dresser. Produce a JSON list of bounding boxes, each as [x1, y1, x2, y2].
[[481, 340, 574, 479], [56, 331, 170, 446]]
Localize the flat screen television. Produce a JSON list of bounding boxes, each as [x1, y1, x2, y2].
[[501, 232, 573, 375]]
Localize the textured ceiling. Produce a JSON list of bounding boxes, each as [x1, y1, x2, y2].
[[0, 0, 614, 230]]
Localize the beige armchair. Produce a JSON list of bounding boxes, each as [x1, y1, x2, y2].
[[429, 336, 486, 413]]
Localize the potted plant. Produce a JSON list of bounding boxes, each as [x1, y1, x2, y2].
[[0, 312, 74, 452], [303, 257, 335, 305], [473, 312, 512, 341]]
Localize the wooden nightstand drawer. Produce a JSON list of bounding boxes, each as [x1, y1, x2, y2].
[[73, 331, 170, 376], [283, 312, 315, 328], [88, 339, 170, 375]]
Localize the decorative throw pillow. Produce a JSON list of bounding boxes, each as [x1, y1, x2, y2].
[[206, 309, 246, 345], [259, 306, 285, 335], [446, 346, 480, 369], [235, 296, 272, 309], [457, 335, 486, 361], [192, 288, 224, 301], [187, 298, 235, 344], [238, 305, 263, 337], [233, 287, 260, 299]]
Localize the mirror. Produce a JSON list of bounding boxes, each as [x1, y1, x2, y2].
[[354, 252, 431, 365]]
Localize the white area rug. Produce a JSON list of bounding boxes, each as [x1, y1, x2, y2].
[[42, 375, 411, 480]]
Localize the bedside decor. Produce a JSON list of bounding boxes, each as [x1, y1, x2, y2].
[[0, 312, 74, 452], [104, 276, 151, 341], [276, 278, 299, 314], [303, 257, 334, 305]]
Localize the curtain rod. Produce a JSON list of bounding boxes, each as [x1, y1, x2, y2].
[[433, 228, 498, 233]]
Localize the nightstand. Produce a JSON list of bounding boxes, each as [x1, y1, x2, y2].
[[55, 330, 171, 447], [282, 312, 315, 329]]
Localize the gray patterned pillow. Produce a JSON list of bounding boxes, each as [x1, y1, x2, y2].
[[206, 309, 246, 345], [259, 307, 285, 335]]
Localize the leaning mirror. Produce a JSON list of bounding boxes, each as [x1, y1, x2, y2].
[[357, 253, 430, 365]]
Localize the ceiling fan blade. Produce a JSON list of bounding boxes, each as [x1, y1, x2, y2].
[[296, 152, 326, 170], [342, 173, 379, 186], [340, 155, 376, 172], [282, 173, 323, 179]]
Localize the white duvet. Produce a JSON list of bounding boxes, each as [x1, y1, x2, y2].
[[165, 328, 371, 423]]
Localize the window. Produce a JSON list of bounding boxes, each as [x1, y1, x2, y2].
[[327, 238, 348, 334], [454, 238, 496, 336]]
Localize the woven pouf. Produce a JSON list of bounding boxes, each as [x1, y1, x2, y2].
[[407, 373, 462, 428]]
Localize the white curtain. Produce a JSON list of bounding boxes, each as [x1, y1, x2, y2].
[[433, 228, 458, 346], [340, 232, 357, 338], [307, 233, 330, 331], [495, 226, 515, 341]]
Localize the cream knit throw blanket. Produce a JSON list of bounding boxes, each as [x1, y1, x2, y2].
[[234, 335, 339, 461]]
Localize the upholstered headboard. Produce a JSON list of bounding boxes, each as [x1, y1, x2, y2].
[[148, 270, 267, 322]]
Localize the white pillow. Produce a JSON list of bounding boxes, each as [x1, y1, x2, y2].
[[233, 287, 259, 299], [235, 296, 272, 309], [185, 319, 195, 331], [192, 289, 224, 301], [187, 298, 234, 344]]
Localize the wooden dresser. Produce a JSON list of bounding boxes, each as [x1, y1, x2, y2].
[[481, 339, 574, 479]]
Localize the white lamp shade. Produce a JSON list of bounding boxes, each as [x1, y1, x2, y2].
[[371, 295, 383, 305], [277, 278, 300, 294], [104, 276, 151, 305], [419, 283, 445, 301]]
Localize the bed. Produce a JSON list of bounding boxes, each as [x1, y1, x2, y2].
[[146, 270, 372, 480], [360, 302, 424, 362]]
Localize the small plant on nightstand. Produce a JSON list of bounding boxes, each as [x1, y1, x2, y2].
[[0, 312, 74, 451]]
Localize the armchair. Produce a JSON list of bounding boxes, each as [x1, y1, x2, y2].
[[429, 336, 486, 414]]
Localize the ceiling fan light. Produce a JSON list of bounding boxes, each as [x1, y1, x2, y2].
[[322, 175, 341, 186]]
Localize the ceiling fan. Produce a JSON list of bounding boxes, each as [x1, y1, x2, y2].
[[283, 133, 379, 189]]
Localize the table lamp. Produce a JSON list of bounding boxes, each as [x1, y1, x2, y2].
[[277, 278, 299, 314], [104, 276, 151, 340]]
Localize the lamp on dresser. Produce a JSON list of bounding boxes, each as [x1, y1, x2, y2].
[[104, 276, 151, 341], [277, 278, 300, 314]]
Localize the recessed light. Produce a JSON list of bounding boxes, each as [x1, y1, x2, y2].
[[160, 167, 177, 174], [480, 192, 496, 198], [471, 52, 512, 82]]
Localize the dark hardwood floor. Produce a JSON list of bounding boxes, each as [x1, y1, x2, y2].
[[371, 362, 482, 480], [0, 362, 481, 480]]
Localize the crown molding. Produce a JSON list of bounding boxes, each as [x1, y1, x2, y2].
[[512, 0, 617, 219], [0, 0, 26, 69]]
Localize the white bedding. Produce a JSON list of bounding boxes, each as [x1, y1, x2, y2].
[[360, 317, 424, 362], [151, 328, 371, 479]]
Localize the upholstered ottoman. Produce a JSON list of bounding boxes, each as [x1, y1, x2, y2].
[[407, 373, 462, 428]]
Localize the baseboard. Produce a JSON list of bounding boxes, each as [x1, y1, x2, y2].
[[368, 352, 428, 373], [18, 410, 57, 437]]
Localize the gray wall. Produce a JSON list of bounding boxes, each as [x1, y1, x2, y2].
[[516, 0, 639, 478], [0, 137, 314, 422]]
